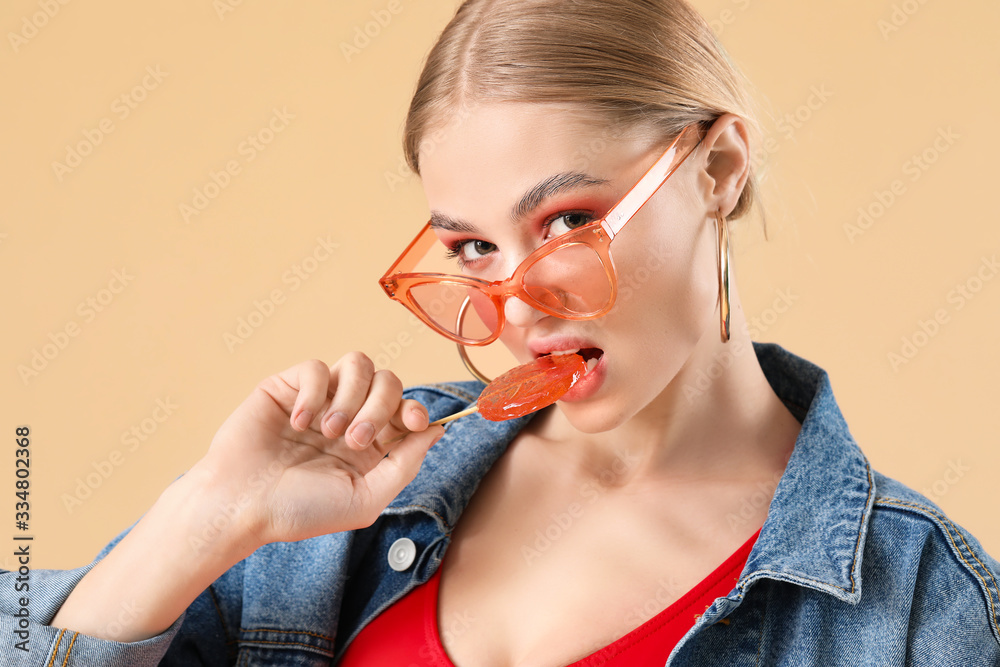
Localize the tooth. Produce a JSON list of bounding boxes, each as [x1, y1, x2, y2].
[[550, 349, 580, 356], [585, 357, 598, 373]]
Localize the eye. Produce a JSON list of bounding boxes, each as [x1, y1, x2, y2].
[[444, 239, 497, 269], [545, 212, 594, 238]]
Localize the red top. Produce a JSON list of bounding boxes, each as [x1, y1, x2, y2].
[[340, 526, 760, 666]]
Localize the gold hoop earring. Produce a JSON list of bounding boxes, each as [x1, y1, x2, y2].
[[455, 296, 493, 384], [716, 209, 731, 343]]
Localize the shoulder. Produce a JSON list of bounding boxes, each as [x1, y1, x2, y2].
[[865, 468, 1000, 654], [869, 467, 999, 586]]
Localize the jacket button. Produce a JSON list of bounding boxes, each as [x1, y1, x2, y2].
[[388, 537, 417, 571]]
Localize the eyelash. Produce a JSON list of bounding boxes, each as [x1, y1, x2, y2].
[[443, 212, 594, 270]]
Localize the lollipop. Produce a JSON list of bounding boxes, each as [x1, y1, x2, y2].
[[476, 352, 588, 420], [386, 353, 588, 444]]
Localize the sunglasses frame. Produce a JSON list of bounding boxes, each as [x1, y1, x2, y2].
[[379, 124, 704, 346]]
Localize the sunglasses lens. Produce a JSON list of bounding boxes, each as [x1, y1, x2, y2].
[[409, 281, 496, 343], [522, 242, 612, 316]]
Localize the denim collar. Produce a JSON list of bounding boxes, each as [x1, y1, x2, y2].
[[742, 342, 874, 605], [384, 341, 875, 605]]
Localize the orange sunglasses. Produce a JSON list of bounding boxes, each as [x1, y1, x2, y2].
[[379, 124, 704, 346]]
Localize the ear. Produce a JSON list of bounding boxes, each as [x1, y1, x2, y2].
[[691, 114, 751, 218]]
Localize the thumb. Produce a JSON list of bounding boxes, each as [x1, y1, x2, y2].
[[364, 425, 445, 510]]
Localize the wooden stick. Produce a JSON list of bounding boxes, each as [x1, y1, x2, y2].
[[383, 404, 479, 446], [429, 404, 479, 426]]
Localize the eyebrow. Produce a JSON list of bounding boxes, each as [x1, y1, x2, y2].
[[429, 172, 611, 234]]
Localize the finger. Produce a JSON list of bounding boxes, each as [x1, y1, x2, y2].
[[284, 359, 334, 432], [344, 369, 403, 450], [368, 398, 430, 457], [395, 399, 430, 435], [321, 352, 376, 440], [364, 425, 445, 512]]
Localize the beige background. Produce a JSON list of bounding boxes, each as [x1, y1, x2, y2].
[[2, 0, 997, 572]]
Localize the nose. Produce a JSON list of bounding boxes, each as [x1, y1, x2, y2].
[[503, 295, 545, 329]]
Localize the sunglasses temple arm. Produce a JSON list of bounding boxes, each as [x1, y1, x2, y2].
[[602, 127, 702, 237], [383, 222, 437, 278], [383, 404, 480, 446]]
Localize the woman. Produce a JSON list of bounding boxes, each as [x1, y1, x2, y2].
[[5, 0, 999, 665]]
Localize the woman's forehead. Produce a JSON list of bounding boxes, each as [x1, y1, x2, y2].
[[423, 105, 577, 156], [418, 101, 651, 167], [418, 103, 657, 211]]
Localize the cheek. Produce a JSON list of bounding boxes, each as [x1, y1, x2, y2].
[[608, 236, 715, 346], [608, 236, 684, 316], [615, 203, 713, 316]]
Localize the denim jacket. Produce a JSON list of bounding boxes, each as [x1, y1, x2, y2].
[[3, 342, 999, 666]]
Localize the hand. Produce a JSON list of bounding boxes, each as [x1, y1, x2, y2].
[[192, 353, 444, 552]]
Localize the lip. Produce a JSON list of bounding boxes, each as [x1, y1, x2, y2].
[[527, 335, 604, 359], [524, 334, 606, 402], [559, 351, 607, 402]]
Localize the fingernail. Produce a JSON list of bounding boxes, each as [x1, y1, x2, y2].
[[295, 410, 313, 430], [351, 422, 375, 448], [325, 412, 349, 436]]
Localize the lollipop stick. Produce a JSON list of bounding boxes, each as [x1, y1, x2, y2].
[[429, 404, 479, 426], [383, 404, 479, 446]]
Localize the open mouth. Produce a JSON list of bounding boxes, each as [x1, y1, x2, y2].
[[539, 347, 604, 373]]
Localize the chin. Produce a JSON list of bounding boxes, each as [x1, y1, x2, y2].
[[554, 393, 632, 434]]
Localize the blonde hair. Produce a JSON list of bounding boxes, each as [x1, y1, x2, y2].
[[402, 0, 767, 226]]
